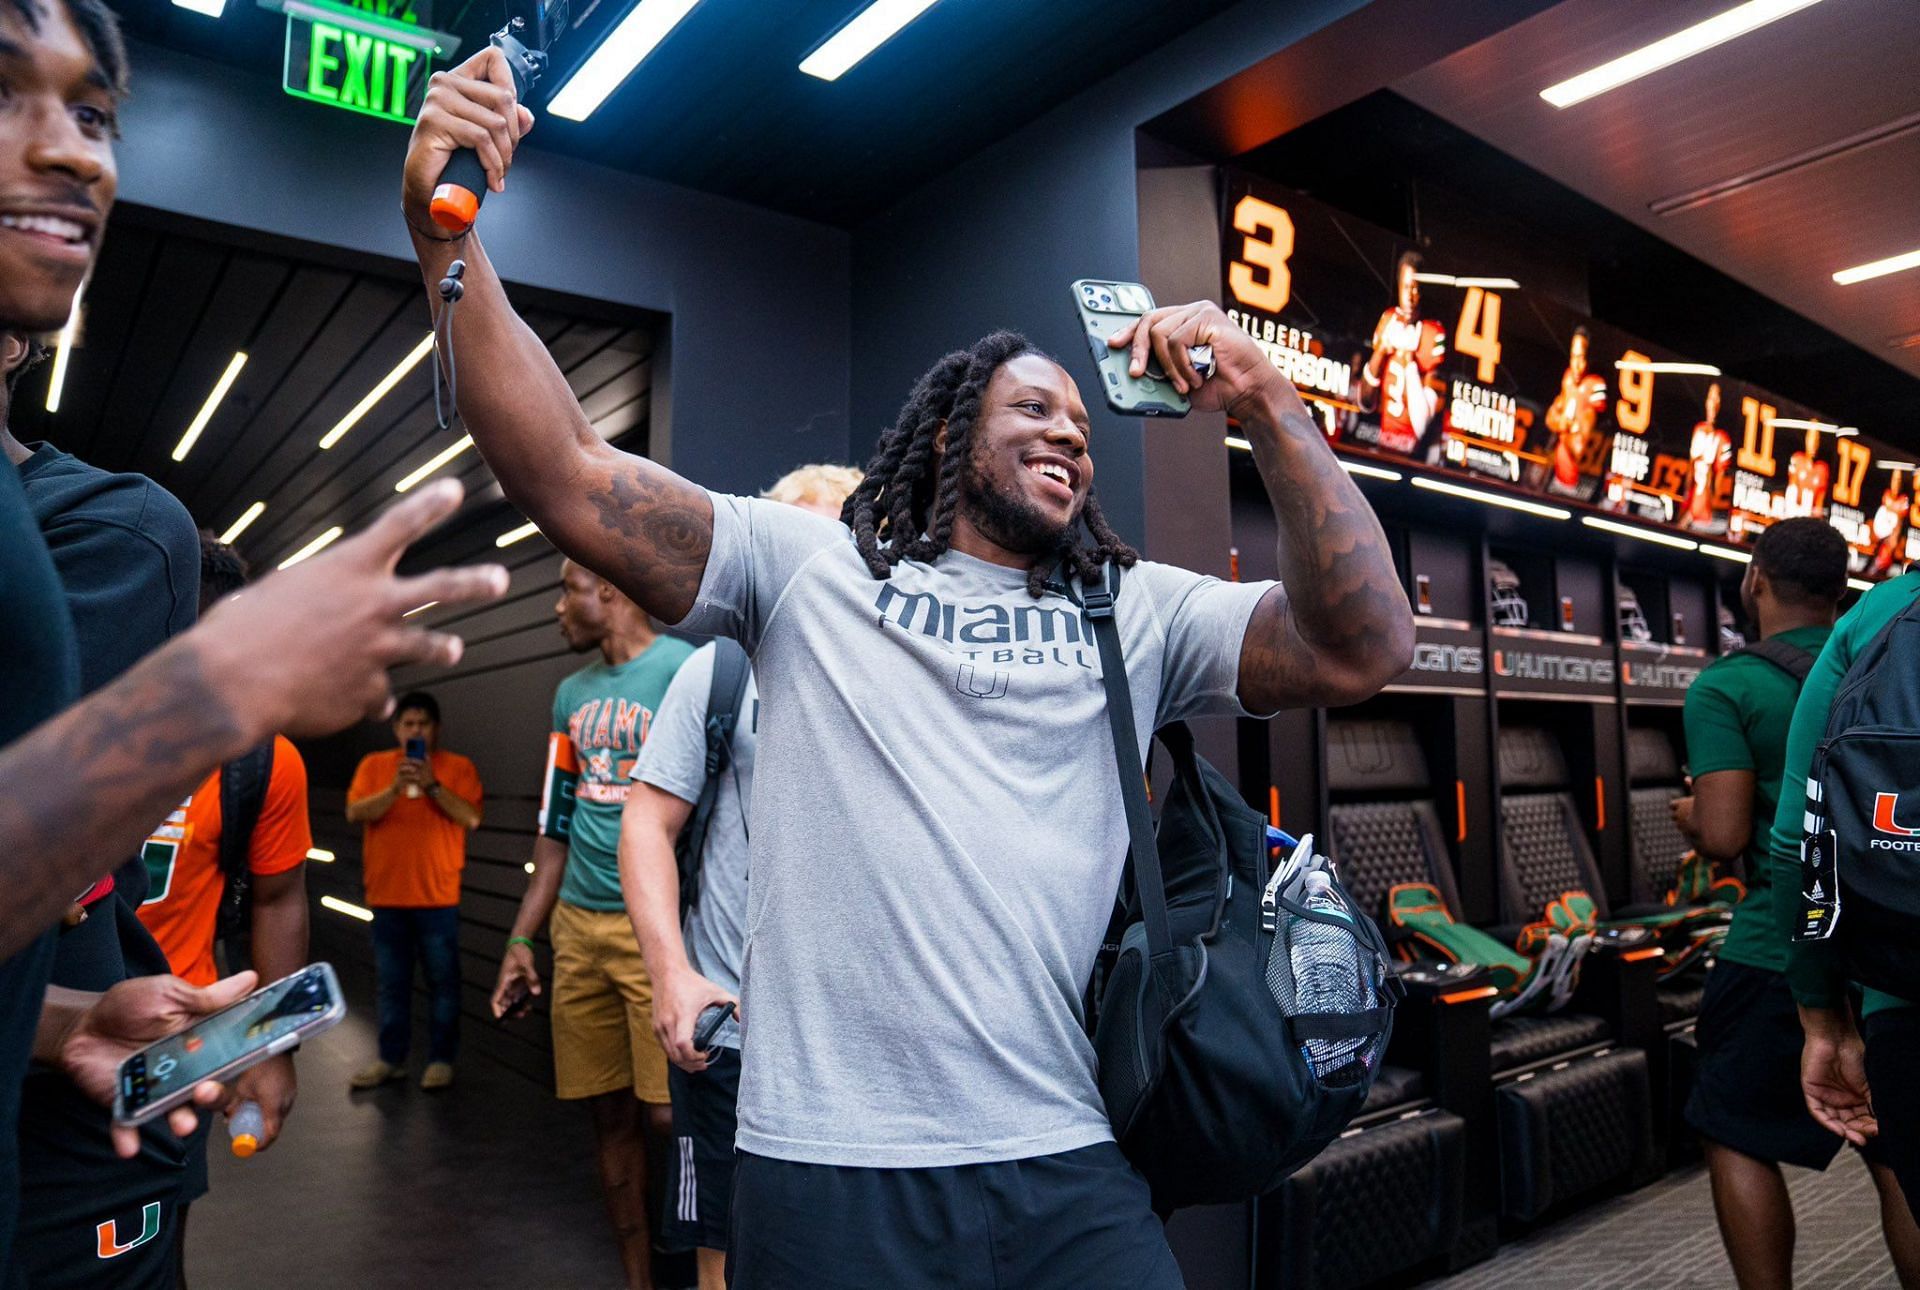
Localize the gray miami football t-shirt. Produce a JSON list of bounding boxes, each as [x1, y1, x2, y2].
[[678, 491, 1274, 1167], [630, 642, 757, 1002]]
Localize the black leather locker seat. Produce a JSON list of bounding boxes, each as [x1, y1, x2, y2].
[[1262, 1109, 1466, 1290], [1496, 726, 1611, 922], [1328, 722, 1614, 1075], [1493, 727, 1657, 1220], [1659, 982, 1704, 1024], [1497, 1048, 1656, 1223], [1627, 726, 1691, 903], [1623, 727, 1712, 1029], [1488, 1014, 1611, 1070]]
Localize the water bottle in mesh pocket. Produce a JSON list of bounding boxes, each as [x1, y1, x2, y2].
[[1261, 838, 1392, 1089]]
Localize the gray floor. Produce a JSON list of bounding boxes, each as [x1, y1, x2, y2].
[[1422, 1151, 1906, 1290], [186, 1003, 625, 1289], [183, 998, 1909, 1289]]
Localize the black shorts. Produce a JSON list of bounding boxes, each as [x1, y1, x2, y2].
[[663, 1050, 740, 1252], [1865, 1007, 1920, 1224], [727, 1141, 1183, 1289], [1686, 958, 1855, 1170], [14, 1071, 189, 1290]]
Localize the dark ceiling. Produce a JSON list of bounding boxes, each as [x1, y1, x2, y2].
[[113, 0, 1245, 225], [1398, 0, 1920, 393], [8, 212, 656, 571], [1240, 91, 1919, 440]]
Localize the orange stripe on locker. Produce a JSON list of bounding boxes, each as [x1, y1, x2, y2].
[[1455, 780, 1467, 843], [1595, 776, 1607, 831]]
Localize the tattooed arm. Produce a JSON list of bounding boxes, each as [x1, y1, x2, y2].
[[1114, 303, 1414, 713], [0, 482, 505, 959], [402, 51, 713, 623]]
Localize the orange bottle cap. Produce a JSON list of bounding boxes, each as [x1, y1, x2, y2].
[[230, 1134, 259, 1159], [429, 183, 478, 234]]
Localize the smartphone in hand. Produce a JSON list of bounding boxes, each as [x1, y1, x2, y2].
[[694, 1002, 741, 1053], [404, 736, 428, 798], [114, 964, 346, 1127], [1071, 280, 1190, 418]]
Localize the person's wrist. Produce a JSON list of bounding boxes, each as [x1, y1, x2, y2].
[[1227, 372, 1305, 437], [177, 634, 273, 753], [1797, 1003, 1856, 1041], [49, 1002, 97, 1080]]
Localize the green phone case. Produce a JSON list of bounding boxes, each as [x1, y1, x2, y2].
[[1071, 279, 1190, 417]]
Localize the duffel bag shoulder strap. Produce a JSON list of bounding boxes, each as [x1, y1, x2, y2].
[[1082, 562, 1172, 958]]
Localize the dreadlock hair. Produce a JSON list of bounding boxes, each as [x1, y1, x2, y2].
[[841, 330, 1138, 598]]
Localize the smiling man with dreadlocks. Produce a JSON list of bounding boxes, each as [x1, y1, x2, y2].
[[406, 62, 1414, 1287]]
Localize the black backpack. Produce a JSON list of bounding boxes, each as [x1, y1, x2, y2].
[[1804, 593, 1920, 998], [214, 741, 276, 952], [675, 641, 751, 916], [1080, 565, 1399, 1212]]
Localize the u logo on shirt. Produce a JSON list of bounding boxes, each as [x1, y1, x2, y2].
[[955, 665, 1009, 700]]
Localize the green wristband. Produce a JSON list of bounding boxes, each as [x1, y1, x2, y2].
[[506, 936, 535, 951]]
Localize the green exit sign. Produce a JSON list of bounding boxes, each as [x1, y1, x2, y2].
[[280, 0, 450, 124]]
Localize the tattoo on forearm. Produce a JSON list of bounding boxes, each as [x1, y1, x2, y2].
[[1240, 399, 1412, 710], [0, 643, 245, 959]]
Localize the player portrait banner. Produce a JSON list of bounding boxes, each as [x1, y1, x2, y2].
[[1218, 172, 1913, 580]]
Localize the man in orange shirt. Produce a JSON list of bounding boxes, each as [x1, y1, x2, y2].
[[140, 537, 314, 1147], [345, 692, 482, 1091]]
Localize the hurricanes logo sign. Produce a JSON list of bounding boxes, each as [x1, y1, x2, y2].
[[1871, 792, 1920, 851], [96, 1202, 162, 1259]]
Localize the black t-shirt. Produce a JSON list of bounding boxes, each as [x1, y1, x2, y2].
[[19, 444, 200, 698], [0, 459, 81, 1273], [20, 443, 200, 912], [13, 448, 206, 1259]]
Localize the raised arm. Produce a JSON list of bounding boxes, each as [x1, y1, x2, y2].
[[1114, 303, 1414, 712], [401, 50, 713, 622]]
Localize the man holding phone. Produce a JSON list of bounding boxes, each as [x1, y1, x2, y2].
[[406, 54, 1410, 1285], [345, 693, 483, 1091]]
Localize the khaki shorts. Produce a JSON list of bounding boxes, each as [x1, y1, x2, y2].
[[549, 900, 671, 1104]]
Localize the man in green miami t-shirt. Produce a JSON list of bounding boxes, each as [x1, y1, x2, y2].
[[1772, 564, 1920, 1233], [1680, 518, 1920, 1284], [491, 558, 692, 1290]]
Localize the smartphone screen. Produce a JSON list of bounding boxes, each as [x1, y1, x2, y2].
[[405, 737, 427, 762], [117, 964, 343, 1123]]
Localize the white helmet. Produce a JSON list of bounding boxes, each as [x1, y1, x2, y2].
[[1719, 604, 1746, 653], [1488, 559, 1530, 628], [1617, 586, 1653, 644]]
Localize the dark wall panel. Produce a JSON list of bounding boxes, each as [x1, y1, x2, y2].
[[303, 541, 593, 1083]]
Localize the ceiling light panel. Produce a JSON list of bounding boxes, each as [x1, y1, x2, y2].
[[1539, 0, 1829, 109], [549, 0, 703, 121], [800, 0, 942, 81]]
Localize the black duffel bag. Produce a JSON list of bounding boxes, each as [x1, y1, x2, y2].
[[1080, 564, 1400, 1211]]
